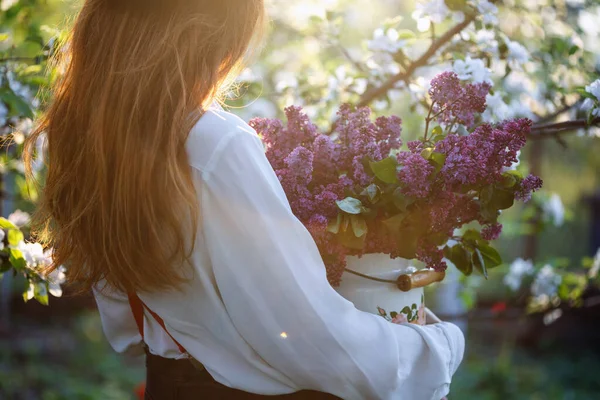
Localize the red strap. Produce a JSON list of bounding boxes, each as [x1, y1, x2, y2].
[[127, 292, 187, 354]]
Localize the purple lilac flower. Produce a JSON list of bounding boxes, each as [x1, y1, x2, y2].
[[250, 82, 540, 285], [515, 174, 543, 202], [396, 152, 435, 198], [284, 146, 314, 181], [429, 71, 491, 127], [481, 223, 503, 241], [429, 71, 462, 106], [416, 240, 448, 272]]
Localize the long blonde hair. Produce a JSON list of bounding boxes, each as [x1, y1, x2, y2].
[[23, 0, 265, 294]]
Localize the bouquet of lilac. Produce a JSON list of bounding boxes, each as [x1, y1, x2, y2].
[[250, 71, 542, 286]]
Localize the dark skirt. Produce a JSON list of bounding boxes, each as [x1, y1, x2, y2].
[[144, 350, 341, 400]]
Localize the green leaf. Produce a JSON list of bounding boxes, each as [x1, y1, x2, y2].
[[430, 232, 449, 246], [568, 45, 579, 55], [382, 213, 407, 232], [9, 248, 27, 270], [396, 29, 416, 40], [34, 283, 49, 306], [369, 157, 399, 184], [392, 188, 413, 212], [431, 126, 443, 137], [480, 185, 494, 204], [7, 229, 24, 246], [401, 306, 411, 314], [480, 202, 499, 223], [0, 87, 34, 119], [390, 311, 398, 318], [462, 229, 482, 243], [337, 223, 366, 250], [505, 170, 523, 180], [472, 248, 488, 279], [430, 152, 446, 173], [350, 215, 368, 238], [336, 197, 363, 215], [491, 188, 515, 210], [477, 244, 502, 269], [327, 213, 342, 234], [362, 184, 381, 203], [420, 148, 433, 160], [445, 245, 472, 275], [500, 172, 518, 188], [0, 217, 17, 230]]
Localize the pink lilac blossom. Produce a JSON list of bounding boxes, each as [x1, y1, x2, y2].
[[251, 71, 542, 285], [515, 174, 544, 202], [416, 239, 448, 272], [481, 223, 503, 241], [428, 71, 491, 127], [396, 152, 434, 198]]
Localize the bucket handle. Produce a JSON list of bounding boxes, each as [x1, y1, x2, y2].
[[344, 268, 446, 291]]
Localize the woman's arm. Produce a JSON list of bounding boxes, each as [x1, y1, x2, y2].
[[195, 126, 465, 400]]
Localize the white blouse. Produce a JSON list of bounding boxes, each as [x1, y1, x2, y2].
[[93, 105, 465, 400]]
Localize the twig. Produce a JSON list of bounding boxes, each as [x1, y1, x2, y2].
[[336, 44, 367, 74], [357, 15, 475, 108], [529, 117, 600, 139], [535, 102, 580, 125], [0, 56, 39, 64]]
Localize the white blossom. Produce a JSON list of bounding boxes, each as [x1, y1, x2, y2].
[[531, 265, 562, 298], [8, 210, 31, 228], [367, 28, 405, 54], [504, 258, 534, 291], [0, 229, 4, 251], [586, 79, 600, 101], [476, 0, 499, 26], [452, 57, 493, 85], [25, 282, 35, 301], [506, 40, 530, 67], [542, 193, 565, 227], [15, 241, 52, 270], [581, 98, 595, 112], [48, 265, 67, 297], [475, 29, 499, 54], [413, 0, 450, 24], [482, 92, 512, 122]]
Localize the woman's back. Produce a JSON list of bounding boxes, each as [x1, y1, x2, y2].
[[95, 105, 464, 399]]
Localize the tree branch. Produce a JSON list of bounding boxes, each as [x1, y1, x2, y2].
[[535, 101, 580, 125], [0, 56, 38, 64], [529, 117, 600, 139], [357, 15, 475, 108]]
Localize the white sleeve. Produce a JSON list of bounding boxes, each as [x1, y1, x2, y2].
[[92, 281, 145, 357], [198, 128, 465, 400]]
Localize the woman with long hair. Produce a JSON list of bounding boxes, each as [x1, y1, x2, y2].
[[24, 0, 464, 398]]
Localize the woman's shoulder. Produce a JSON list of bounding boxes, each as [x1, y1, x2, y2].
[[186, 104, 262, 173]]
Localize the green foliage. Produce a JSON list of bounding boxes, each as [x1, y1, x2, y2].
[[369, 157, 399, 184], [0, 312, 144, 400]]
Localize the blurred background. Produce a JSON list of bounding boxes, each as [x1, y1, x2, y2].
[[1, 0, 600, 399]]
